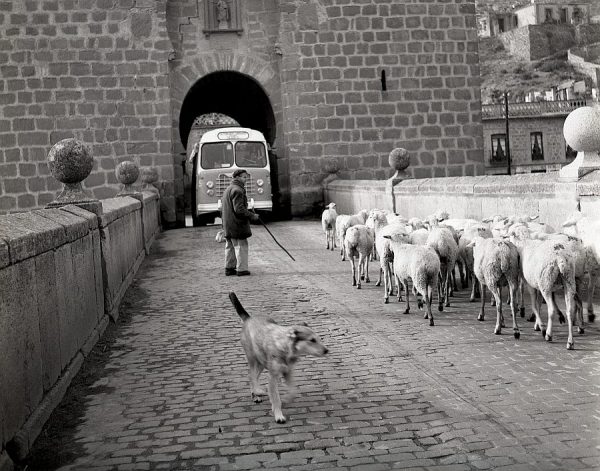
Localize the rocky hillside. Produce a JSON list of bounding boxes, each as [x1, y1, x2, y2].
[[478, 37, 591, 104]]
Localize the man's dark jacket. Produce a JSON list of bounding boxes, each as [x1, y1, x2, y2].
[[222, 177, 257, 239]]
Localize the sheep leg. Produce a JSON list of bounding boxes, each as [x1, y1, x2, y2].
[[325, 231, 329, 250], [437, 272, 444, 312], [527, 287, 545, 333], [541, 289, 556, 343], [365, 255, 370, 283], [382, 265, 389, 304], [478, 282, 486, 321], [356, 255, 363, 289], [458, 259, 468, 289], [587, 272, 595, 322], [508, 280, 520, 339], [426, 283, 435, 326], [490, 285, 503, 335], [470, 272, 478, 302], [564, 291, 576, 350], [518, 278, 526, 318], [396, 274, 402, 303], [443, 265, 451, 307], [527, 290, 540, 323], [376, 266, 382, 287], [350, 256, 357, 287], [404, 282, 410, 314], [552, 292, 565, 324]]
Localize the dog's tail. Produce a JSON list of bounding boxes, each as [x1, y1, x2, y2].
[[229, 291, 250, 321]]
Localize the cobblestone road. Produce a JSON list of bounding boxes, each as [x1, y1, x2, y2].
[[26, 221, 600, 471]]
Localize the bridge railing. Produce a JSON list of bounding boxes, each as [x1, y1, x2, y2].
[[0, 144, 161, 467], [481, 99, 588, 119]]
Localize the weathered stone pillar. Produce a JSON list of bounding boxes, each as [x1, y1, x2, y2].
[[386, 148, 412, 214], [115, 161, 142, 201], [46, 138, 102, 216], [559, 106, 600, 182]]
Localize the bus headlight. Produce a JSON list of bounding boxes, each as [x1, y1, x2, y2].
[[257, 188, 264, 194], [207, 189, 214, 196], [256, 179, 264, 187], [206, 181, 214, 189]]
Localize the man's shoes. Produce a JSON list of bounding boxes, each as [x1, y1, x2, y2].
[[236, 270, 251, 276], [225, 268, 237, 276]]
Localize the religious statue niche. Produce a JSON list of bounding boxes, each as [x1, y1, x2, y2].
[[203, 0, 242, 36]]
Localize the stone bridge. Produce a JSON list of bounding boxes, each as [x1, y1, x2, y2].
[[3, 219, 600, 471]]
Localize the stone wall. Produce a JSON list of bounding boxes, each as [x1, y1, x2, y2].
[[0, 1, 175, 224], [278, 0, 484, 215], [500, 25, 575, 61], [324, 171, 600, 226], [0, 193, 160, 467], [569, 46, 600, 86]]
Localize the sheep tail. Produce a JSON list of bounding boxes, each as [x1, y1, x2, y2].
[[229, 291, 250, 321]]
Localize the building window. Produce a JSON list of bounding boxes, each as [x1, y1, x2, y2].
[[545, 8, 554, 23], [531, 169, 547, 173], [560, 8, 568, 23], [531, 133, 544, 160], [491, 134, 507, 162], [566, 144, 577, 160]]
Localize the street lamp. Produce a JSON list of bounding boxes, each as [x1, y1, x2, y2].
[[504, 91, 512, 175]]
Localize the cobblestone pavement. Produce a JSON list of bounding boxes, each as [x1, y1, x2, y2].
[[26, 221, 600, 471]]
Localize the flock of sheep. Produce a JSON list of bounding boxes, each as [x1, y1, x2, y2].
[[321, 203, 600, 350]]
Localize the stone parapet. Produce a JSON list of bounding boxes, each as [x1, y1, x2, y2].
[[324, 171, 600, 225], [0, 194, 161, 467]]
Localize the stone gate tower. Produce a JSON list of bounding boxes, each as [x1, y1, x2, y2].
[[0, 0, 484, 226]]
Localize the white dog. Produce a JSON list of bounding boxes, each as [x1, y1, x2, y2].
[[229, 291, 328, 423]]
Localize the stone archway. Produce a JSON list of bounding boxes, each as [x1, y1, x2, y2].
[[169, 53, 282, 226]]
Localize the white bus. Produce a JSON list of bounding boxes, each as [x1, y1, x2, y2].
[[186, 127, 273, 226]]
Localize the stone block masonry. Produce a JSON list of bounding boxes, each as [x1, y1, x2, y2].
[[278, 0, 485, 215], [0, 1, 175, 224], [0, 192, 160, 467]]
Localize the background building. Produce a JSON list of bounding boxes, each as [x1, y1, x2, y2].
[[482, 99, 583, 175]]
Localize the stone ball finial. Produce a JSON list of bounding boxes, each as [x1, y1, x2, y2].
[[46, 138, 101, 215], [115, 160, 140, 185], [48, 138, 93, 184], [323, 159, 339, 174], [563, 106, 600, 152], [389, 147, 410, 172], [141, 167, 158, 185], [141, 167, 160, 193], [116, 160, 142, 199]]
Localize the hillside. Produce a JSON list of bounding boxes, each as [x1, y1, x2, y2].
[[478, 37, 591, 104]]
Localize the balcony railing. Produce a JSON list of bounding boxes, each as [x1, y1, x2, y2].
[[481, 99, 588, 119]]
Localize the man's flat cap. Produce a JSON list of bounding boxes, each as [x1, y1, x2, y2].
[[232, 169, 248, 178]]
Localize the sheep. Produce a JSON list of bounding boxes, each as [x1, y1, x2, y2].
[[344, 224, 374, 289], [409, 228, 429, 245], [509, 235, 579, 350], [375, 223, 409, 303], [470, 237, 521, 338], [383, 232, 441, 326], [563, 211, 600, 322], [321, 202, 338, 251], [365, 210, 388, 261], [458, 224, 493, 300], [426, 222, 459, 311], [336, 209, 369, 261]]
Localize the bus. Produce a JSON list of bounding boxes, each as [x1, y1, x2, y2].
[[185, 127, 273, 226]]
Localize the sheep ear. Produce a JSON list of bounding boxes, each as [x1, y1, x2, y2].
[[482, 217, 491, 223], [529, 215, 539, 221], [562, 218, 575, 227], [288, 329, 297, 340], [383, 235, 391, 239], [467, 240, 476, 248]]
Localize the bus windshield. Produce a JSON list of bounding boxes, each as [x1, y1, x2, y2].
[[235, 142, 267, 168], [201, 142, 234, 169]]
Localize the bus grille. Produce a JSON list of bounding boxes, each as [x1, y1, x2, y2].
[[216, 174, 255, 197]]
